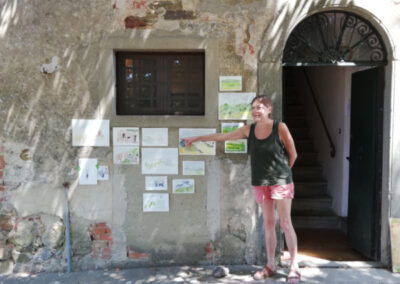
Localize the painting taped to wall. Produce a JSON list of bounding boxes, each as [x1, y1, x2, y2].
[[218, 92, 256, 120], [72, 119, 110, 147], [142, 148, 178, 174], [182, 161, 205, 175], [145, 176, 168, 191], [142, 128, 168, 146], [97, 165, 109, 180], [143, 193, 169, 212], [179, 128, 216, 155], [222, 122, 247, 153], [78, 158, 98, 185], [113, 127, 139, 146], [390, 218, 400, 272], [113, 146, 140, 165], [219, 76, 242, 91], [173, 179, 195, 194]]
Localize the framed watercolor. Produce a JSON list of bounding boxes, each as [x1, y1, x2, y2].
[[179, 128, 216, 155], [141, 148, 178, 174], [218, 92, 256, 120], [113, 146, 140, 165], [143, 193, 169, 212], [145, 176, 168, 191], [113, 127, 139, 146], [219, 76, 242, 91], [72, 119, 110, 147], [182, 161, 205, 175], [142, 128, 168, 146], [172, 179, 195, 194]]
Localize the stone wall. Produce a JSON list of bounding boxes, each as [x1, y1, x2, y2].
[[0, 0, 399, 273]]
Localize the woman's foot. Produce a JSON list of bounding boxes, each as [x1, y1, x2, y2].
[[253, 265, 275, 280], [287, 269, 301, 283]]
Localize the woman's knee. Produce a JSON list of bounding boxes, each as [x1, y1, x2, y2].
[[264, 218, 276, 229], [279, 218, 293, 232]]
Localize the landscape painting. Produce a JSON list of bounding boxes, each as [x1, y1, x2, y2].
[[182, 161, 205, 175], [219, 76, 242, 91], [179, 128, 216, 155], [173, 179, 195, 194], [218, 92, 256, 120], [143, 193, 169, 212], [72, 119, 110, 147], [141, 148, 178, 174], [222, 122, 247, 153]]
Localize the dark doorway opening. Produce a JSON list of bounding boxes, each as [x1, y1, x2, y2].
[[282, 66, 383, 262]]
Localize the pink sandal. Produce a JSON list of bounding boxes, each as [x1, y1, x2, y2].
[[253, 266, 275, 280]]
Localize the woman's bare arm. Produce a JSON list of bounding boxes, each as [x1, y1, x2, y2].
[[184, 125, 250, 147], [278, 122, 297, 168]]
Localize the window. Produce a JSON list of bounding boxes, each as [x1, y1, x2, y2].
[[115, 51, 205, 115]]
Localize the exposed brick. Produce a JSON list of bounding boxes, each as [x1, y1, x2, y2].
[[92, 240, 110, 248], [0, 186, 4, 192], [164, 10, 195, 20], [0, 156, 4, 169], [125, 16, 154, 29], [205, 242, 214, 260], [0, 170, 3, 179], [127, 246, 150, 260]]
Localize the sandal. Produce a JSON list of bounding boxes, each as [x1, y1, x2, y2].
[[253, 265, 275, 280], [287, 269, 301, 283]]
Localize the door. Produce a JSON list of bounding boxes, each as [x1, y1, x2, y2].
[[347, 67, 384, 260]]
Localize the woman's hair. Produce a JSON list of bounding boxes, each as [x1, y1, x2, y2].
[[251, 95, 272, 118]]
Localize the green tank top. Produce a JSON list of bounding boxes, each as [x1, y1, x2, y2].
[[248, 120, 293, 186]]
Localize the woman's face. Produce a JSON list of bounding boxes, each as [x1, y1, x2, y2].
[[251, 100, 272, 122]]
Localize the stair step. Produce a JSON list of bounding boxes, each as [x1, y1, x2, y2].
[[296, 153, 320, 166], [291, 128, 310, 139], [294, 140, 315, 152], [285, 117, 308, 128], [292, 166, 324, 180], [292, 209, 343, 229], [292, 196, 332, 211], [294, 181, 328, 195], [284, 105, 305, 116]]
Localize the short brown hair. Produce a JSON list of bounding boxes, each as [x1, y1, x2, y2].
[[251, 95, 272, 118]]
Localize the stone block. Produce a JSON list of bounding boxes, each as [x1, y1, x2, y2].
[[164, 10, 195, 20], [41, 215, 65, 250], [8, 220, 35, 248], [0, 259, 14, 275]]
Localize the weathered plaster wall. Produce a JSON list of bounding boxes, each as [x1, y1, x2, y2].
[[0, 0, 399, 273]]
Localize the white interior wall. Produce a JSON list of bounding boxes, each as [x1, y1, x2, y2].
[[296, 66, 363, 217]]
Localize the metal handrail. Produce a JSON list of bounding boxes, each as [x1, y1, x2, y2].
[[302, 67, 336, 158]]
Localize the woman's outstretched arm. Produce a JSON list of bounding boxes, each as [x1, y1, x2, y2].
[[184, 125, 251, 147]]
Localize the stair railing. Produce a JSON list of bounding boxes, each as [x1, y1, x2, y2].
[[302, 67, 336, 158]]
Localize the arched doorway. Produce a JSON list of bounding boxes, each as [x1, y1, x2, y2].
[[282, 11, 387, 262]]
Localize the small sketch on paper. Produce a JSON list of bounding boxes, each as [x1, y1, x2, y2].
[[173, 179, 195, 194], [78, 158, 98, 185], [113, 127, 139, 146], [145, 176, 168, 191], [182, 161, 205, 175], [97, 166, 109, 180], [143, 193, 169, 212], [142, 128, 168, 146], [113, 146, 140, 165]]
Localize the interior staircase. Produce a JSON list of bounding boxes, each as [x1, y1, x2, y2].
[[283, 71, 344, 231]]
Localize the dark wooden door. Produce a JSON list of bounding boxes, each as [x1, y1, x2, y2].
[[347, 67, 383, 260]]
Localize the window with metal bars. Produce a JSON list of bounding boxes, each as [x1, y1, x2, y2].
[[115, 51, 205, 115]]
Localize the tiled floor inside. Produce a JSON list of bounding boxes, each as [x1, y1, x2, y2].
[[294, 228, 370, 261]]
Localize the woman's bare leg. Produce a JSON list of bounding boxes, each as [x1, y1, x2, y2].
[[260, 199, 277, 270], [275, 198, 299, 272]]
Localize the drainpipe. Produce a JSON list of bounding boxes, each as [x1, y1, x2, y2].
[[63, 182, 72, 273]]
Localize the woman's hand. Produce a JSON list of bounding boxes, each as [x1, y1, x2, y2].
[[183, 137, 198, 147]]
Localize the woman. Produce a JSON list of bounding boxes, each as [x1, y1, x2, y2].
[[184, 95, 300, 283]]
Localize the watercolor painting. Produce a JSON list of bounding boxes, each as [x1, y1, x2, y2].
[[182, 161, 205, 175], [113, 127, 139, 146], [142, 128, 168, 146], [173, 179, 195, 194], [145, 176, 168, 191], [143, 193, 169, 212], [72, 119, 110, 147], [113, 146, 140, 165], [218, 92, 256, 120], [78, 158, 98, 185], [142, 148, 178, 174], [222, 122, 247, 153], [97, 165, 109, 180], [179, 128, 216, 155], [219, 76, 242, 91]]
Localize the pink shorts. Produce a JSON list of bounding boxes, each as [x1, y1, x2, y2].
[[252, 183, 294, 203]]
